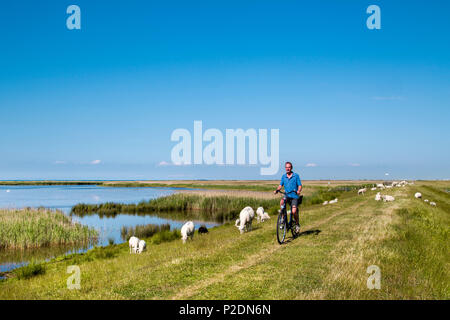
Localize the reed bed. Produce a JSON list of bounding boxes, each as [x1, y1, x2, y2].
[[71, 194, 279, 222], [0, 208, 98, 249], [120, 223, 171, 240], [70, 185, 365, 221]]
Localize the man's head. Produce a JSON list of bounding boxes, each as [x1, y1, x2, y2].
[[285, 162, 293, 174]]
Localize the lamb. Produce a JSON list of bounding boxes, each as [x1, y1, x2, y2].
[[129, 236, 139, 254], [256, 207, 270, 222], [198, 225, 209, 234], [424, 199, 429, 203], [236, 206, 254, 234], [137, 240, 146, 254], [181, 221, 195, 243], [358, 188, 367, 195], [382, 195, 395, 202], [328, 198, 338, 204], [430, 201, 436, 206], [374, 192, 382, 201], [414, 192, 422, 199]]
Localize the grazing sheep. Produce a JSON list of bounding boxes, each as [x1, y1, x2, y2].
[[424, 199, 429, 203], [262, 212, 270, 222], [181, 221, 195, 243], [430, 201, 436, 206], [386, 185, 393, 189], [256, 207, 270, 222], [375, 192, 382, 201], [371, 187, 377, 191], [414, 192, 422, 199], [198, 225, 209, 234], [323, 200, 329, 205], [377, 183, 385, 189], [382, 195, 395, 202], [358, 188, 367, 195], [329, 198, 338, 204], [129, 236, 139, 254], [236, 206, 254, 234], [137, 240, 146, 254]]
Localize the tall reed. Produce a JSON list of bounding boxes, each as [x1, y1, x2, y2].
[[0, 208, 98, 249]]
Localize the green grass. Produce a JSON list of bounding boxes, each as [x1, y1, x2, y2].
[[0, 182, 448, 299], [14, 260, 46, 280], [0, 208, 98, 249]]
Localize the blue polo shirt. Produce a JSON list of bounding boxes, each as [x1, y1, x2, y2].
[[280, 172, 302, 199]]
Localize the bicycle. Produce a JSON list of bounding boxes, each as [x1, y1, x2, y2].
[[275, 190, 303, 244]]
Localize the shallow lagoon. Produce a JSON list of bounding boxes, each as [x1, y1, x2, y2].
[[0, 185, 220, 274]]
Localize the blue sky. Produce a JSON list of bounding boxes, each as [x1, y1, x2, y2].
[[0, 0, 449, 180]]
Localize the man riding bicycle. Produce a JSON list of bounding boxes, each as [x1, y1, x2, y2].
[[274, 161, 302, 234]]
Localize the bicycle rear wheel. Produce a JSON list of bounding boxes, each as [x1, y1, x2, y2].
[[277, 213, 287, 244]]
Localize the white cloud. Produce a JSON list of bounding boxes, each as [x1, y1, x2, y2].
[[349, 163, 361, 167], [305, 163, 318, 167], [385, 172, 390, 176], [53, 160, 67, 165], [90, 160, 102, 165], [157, 161, 171, 166]]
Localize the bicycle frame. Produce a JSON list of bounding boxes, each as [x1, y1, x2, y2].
[[276, 190, 300, 244]]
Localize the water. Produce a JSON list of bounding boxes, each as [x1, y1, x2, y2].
[[0, 185, 220, 275]]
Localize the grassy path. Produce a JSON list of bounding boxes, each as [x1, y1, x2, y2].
[[0, 184, 448, 299]]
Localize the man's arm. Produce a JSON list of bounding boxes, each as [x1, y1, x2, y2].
[[297, 175, 302, 195], [274, 184, 283, 194]]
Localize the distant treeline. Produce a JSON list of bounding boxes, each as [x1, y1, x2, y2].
[[0, 181, 102, 186]]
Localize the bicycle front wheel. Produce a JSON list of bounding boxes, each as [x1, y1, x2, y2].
[[277, 213, 287, 244]]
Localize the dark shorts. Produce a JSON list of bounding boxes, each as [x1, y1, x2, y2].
[[285, 197, 299, 207]]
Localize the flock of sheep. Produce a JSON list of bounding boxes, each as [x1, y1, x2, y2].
[[128, 236, 147, 254], [129, 180, 438, 254], [128, 206, 271, 253], [357, 180, 414, 202], [234, 206, 271, 234], [414, 192, 437, 207]]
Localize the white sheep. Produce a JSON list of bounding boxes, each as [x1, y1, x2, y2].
[[256, 207, 270, 222], [430, 201, 436, 206], [375, 192, 382, 201], [236, 206, 254, 234], [382, 195, 395, 202], [323, 200, 328, 205], [386, 185, 393, 189], [129, 236, 139, 254], [328, 198, 338, 204], [414, 192, 422, 199], [424, 199, 429, 203], [377, 183, 385, 189], [371, 187, 377, 191], [137, 240, 146, 254], [358, 188, 367, 195], [181, 221, 195, 243]]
